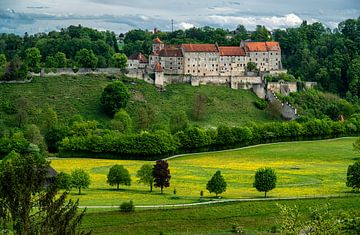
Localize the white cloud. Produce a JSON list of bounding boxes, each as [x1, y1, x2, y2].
[[208, 13, 303, 30], [178, 22, 194, 30]]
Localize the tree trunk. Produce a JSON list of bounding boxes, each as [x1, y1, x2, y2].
[[150, 183, 153, 192], [117, 184, 119, 190], [265, 191, 267, 198], [161, 186, 163, 194], [79, 187, 81, 195]]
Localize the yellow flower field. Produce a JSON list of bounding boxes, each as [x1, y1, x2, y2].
[[51, 137, 358, 206]]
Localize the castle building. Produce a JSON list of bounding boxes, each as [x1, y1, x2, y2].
[[130, 37, 282, 76]]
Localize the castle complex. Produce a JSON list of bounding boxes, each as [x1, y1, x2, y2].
[[128, 37, 283, 78]]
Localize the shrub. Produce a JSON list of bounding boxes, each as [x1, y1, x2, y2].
[[254, 99, 268, 110], [119, 200, 134, 213]]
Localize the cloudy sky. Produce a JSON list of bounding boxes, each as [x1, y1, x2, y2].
[[0, 0, 359, 35]]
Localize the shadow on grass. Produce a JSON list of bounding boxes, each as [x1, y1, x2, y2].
[[95, 187, 170, 195]]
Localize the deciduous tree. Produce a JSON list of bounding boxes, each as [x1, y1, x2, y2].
[[107, 165, 131, 190], [153, 160, 171, 194], [100, 81, 130, 117], [75, 48, 98, 69], [346, 161, 360, 191], [206, 170, 227, 197], [71, 169, 91, 195], [253, 167, 277, 197], [137, 164, 154, 192]]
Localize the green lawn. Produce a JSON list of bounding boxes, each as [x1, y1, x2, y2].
[[81, 196, 360, 234], [51, 138, 359, 206], [0, 75, 278, 130]]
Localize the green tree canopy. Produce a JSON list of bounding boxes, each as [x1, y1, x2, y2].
[[136, 164, 154, 192], [55, 172, 72, 190], [0, 54, 6, 68], [75, 48, 98, 68], [112, 53, 128, 72], [71, 168, 91, 195], [25, 47, 41, 73], [100, 81, 130, 117], [206, 170, 227, 197], [253, 167, 277, 197], [109, 109, 132, 133], [107, 164, 131, 190], [346, 161, 360, 191], [0, 151, 89, 234], [169, 111, 189, 134]]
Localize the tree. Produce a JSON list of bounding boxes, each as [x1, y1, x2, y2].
[[71, 169, 91, 195], [15, 97, 30, 127], [253, 167, 277, 197], [53, 52, 67, 68], [107, 165, 131, 190], [346, 161, 360, 191], [247, 62, 257, 72], [100, 81, 130, 117], [42, 107, 58, 130], [169, 111, 189, 134], [3, 57, 28, 81], [112, 53, 128, 72], [137, 164, 154, 192], [206, 170, 227, 197], [109, 109, 132, 133], [0, 53, 6, 68], [0, 151, 89, 234], [23, 124, 47, 154], [153, 160, 171, 194], [55, 172, 72, 190], [251, 25, 272, 41], [25, 47, 41, 72], [192, 92, 208, 121], [75, 48, 98, 68]]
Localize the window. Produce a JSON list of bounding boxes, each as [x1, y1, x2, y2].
[[188, 70, 190, 73], [170, 67, 172, 69]]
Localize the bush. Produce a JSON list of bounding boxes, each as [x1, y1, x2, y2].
[[254, 99, 268, 110], [119, 200, 134, 213]]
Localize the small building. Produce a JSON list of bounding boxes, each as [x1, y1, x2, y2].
[[128, 53, 148, 69]]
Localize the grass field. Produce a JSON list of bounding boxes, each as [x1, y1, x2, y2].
[[81, 196, 360, 234], [0, 75, 278, 130], [50, 137, 359, 206]]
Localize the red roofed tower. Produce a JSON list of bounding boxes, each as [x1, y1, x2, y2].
[[152, 37, 164, 54], [154, 61, 165, 87]]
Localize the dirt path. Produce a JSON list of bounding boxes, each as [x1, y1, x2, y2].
[[80, 195, 351, 209]]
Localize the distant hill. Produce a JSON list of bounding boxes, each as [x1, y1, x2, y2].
[[0, 75, 280, 131]]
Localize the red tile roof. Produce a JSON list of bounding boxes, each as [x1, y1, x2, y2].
[[182, 44, 218, 52], [265, 42, 280, 51], [158, 47, 183, 57], [219, 46, 245, 56], [245, 42, 280, 52], [155, 62, 163, 72], [128, 53, 148, 63], [153, 37, 162, 44]]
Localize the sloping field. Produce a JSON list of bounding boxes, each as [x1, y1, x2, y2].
[[51, 137, 358, 206]]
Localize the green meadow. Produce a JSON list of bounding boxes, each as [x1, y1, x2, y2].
[[51, 137, 359, 206]]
